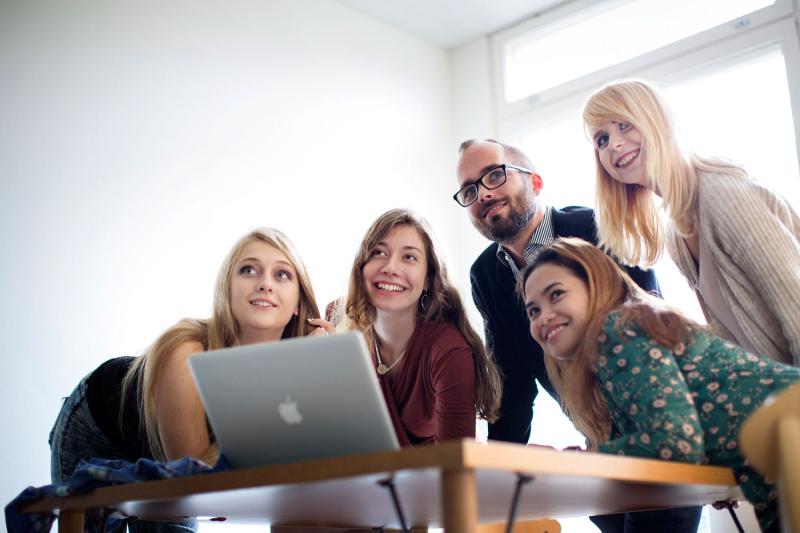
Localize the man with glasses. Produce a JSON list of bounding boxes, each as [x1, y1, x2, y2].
[[455, 139, 702, 533]]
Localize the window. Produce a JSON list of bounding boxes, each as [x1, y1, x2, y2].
[[496, 0, 800, 321], [503, 0, 776, 101]]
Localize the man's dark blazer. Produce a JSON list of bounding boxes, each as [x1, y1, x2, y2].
[[470, 205, 660, 443]]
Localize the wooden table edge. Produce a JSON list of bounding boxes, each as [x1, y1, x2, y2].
[[23, 439, 738, 515], [23, 441, 467, 513], [462, 440, 738, 486]]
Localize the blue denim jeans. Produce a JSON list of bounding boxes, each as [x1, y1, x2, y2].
[[49, 374, 197, 533], [589, 506, 703, 533]]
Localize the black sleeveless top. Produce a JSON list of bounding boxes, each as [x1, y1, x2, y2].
[[86, 356, 153, 461]]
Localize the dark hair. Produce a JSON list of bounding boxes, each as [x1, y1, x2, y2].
[[518, 247, 588, 297]]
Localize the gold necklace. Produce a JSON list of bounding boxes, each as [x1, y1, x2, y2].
[[374, 334, 406, 375]]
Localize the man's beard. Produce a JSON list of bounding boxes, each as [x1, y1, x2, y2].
[[472, 187, 537, 243]]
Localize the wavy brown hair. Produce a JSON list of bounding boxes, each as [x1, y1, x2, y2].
[[340, 208, 502, 422], [520, 237, 702, 447], [583, 79, 747, 266], [121, 228, 321, 460]]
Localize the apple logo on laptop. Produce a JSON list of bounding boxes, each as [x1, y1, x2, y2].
[[278, 396, 303, 425]]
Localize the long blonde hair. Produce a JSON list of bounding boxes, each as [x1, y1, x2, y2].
[[121, 228, 321, 460], [520, 237, 701, 447], [583, 79, 747, 266], [340, 209, 502, 422]]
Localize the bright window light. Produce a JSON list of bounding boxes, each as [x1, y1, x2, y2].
[[517, 47, 798, 319], [666, 49, 800, 208], [516, 47, 799, 474], [504, 0, 775, 101]]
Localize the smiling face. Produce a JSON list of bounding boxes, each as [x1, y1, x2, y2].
[[230, 240, 301, 344], [361, 224, 428, 318], [456, 141, 542, 242], [524, 263, 590, 361], [590, 120, 646, 187]]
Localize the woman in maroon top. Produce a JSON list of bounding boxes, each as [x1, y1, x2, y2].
[[324, 209, 502, 445]]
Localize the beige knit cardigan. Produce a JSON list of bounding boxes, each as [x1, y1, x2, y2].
[[666, 171, 800, 366]]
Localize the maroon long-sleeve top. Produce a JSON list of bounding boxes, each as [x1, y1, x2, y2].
[[374, 320, 477, 446]]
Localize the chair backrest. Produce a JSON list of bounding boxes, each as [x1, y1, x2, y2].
[[477, 518, 561, 533], [740, 383, 800, 532]]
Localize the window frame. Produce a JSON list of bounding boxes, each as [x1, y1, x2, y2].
[[490, 0, 800, 168]]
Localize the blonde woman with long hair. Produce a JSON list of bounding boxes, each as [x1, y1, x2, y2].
[[584, 79, 800, 366], [327, 209, 502, 445], [48, 228, 320, 533], [521, 237, 799, 533]]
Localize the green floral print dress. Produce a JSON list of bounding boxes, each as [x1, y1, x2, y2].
[[595, 311, 800, 532]]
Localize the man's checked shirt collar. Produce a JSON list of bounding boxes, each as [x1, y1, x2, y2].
[[496, 206, 554, 278]]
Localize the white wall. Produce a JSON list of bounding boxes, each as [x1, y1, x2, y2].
[[0, 0, 457, 524], [448, 36, 498, 324]]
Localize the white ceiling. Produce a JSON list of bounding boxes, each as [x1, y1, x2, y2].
[[332, 0, 568, 49]]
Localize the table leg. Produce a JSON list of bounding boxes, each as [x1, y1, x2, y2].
[[58, 510, 84, 533], [441, 467, 477, 533]]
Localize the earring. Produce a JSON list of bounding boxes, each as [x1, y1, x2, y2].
[[420, 290, 429, 311]]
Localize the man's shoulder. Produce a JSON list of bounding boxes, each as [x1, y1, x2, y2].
[[468, 205, 597, 274], [469, 241, 501, 275], [551, 205, 595, 223], [469, 242, 518, 301], [551, 205, 598, 241]]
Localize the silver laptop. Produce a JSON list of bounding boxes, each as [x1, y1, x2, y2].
[[188, 331, 400, 469]]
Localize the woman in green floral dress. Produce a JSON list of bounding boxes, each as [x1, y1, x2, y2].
[[520, 237, 799, 532]]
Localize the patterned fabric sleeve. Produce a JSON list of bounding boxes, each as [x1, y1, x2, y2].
[[595, 314, 705, 463]]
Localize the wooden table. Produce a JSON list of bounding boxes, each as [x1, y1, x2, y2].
[[23, 440, 742, 532]]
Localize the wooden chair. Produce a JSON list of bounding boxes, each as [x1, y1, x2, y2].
[[271, 519, 561, 532], [740, 382, 800, 532], [476, 518, 561, 532]]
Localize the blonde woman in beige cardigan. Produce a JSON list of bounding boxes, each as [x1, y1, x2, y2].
[[582, 79, 800, 366]]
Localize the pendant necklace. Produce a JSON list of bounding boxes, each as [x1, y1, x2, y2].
[[374, 334, 406, 375]]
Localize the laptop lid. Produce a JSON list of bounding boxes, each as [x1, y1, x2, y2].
[[189, 331, 400, 469]]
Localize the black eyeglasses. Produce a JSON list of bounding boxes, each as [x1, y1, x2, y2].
[[453, 164, 532, 207]]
